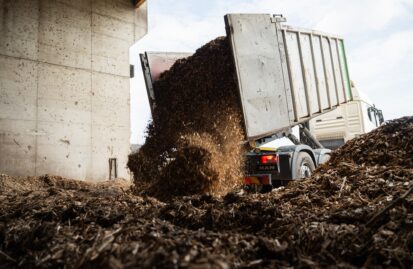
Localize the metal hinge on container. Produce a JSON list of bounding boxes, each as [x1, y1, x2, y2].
[[271, 14, 286, 23]]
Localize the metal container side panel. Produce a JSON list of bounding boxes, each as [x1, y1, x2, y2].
[[284, 31, 309, 119], [312, 35, 330, 110], [321, 37, 338, 107], [140, 53, 156, 111], [225, 14, 292, 140], [282, 26, 353, 123], [338, 40, 352, 100], [275, 22, 296, 126], [330, 38, 345, 103], [300, 33, 321, 115]]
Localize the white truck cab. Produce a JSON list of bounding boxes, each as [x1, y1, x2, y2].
[[309, 84, 384, 149]]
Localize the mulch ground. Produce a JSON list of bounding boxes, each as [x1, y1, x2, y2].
[[1, 116, 412, 268]]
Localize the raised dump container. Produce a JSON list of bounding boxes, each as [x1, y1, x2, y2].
[[140, 14, 352, 143], [225, 14, 352, 141]]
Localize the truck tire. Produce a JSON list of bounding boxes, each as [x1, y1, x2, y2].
[[294, 152, 315, 179]]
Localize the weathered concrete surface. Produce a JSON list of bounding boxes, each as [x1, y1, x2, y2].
[[0, 0, 148, 180]]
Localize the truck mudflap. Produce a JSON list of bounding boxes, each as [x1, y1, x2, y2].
[[312, 148, 332, 165]]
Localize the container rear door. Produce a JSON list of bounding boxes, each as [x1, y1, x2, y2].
[[225, 14, 294, 141]]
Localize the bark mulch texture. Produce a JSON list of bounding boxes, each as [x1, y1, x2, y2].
[[1, 116, 412, 268]]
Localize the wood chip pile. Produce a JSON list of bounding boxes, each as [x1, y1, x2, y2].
[[127, 37, 246, 200], [1, 116, 412, 268]]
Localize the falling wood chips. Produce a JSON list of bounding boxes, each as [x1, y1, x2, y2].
[[127, 37, 246, 200]]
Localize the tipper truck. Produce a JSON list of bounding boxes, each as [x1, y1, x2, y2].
[[139, 14, 355, 190]]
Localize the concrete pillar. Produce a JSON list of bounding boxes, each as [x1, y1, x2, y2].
[[0, 0, 148, 180]]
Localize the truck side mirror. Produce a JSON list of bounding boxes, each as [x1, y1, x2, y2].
[[377, 110, 384, 125]]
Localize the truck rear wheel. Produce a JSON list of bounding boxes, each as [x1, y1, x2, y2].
[[294, 152, 315, 179]]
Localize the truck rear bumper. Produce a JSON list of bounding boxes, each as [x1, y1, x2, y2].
[[244, 174, 272, 192], [243, 172, 290, 192]]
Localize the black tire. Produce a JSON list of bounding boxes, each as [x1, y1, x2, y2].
[[261, 184, 273, 193], [293, 152, 315, 179]]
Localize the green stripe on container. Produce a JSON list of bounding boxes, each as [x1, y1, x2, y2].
[[338, 40, 352, 100]]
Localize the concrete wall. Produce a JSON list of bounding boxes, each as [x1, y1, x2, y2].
[[0, 0, 148, 180]]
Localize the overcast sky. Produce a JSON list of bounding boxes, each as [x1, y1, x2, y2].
[[130, 0, 413, 144]]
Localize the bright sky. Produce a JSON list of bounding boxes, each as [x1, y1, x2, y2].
[[130, 0, 413, 144]]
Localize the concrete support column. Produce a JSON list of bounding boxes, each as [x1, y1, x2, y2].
[[0, 0, 148, 180]]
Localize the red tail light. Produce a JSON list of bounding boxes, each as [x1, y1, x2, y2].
[[260, 154, 278, 164], [261, 175, 270, 185]]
